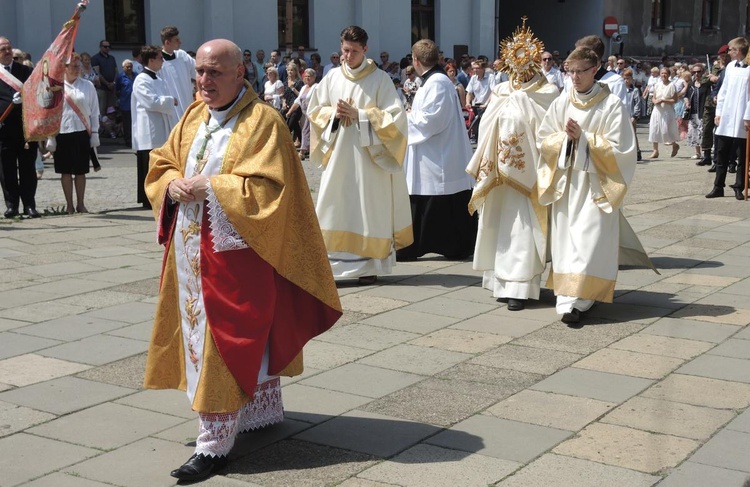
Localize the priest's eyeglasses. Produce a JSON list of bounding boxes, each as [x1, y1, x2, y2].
[[568, 66, 596, 76]]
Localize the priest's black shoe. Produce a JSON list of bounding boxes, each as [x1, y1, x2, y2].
[[24, 208, 41, 218], [4, 207, 18, 218], [728, 164, 737, 173], [735, 189, 745, 201], [705, 187, 724, 198], [507, 298, 526, 311], [170, 453, 228, 481], [707, 164, 717, 173], [561, 308, 583, 328]]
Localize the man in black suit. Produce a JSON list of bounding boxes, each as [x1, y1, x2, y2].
[[0, 37, 39, 218]]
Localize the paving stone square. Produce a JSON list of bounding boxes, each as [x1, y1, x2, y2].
[[302, 340, 373, 370], [677, 354, 750, 383], [403, 296, 497, 319], [293, 409, 441, 457], [0, 354, 90, 387], [688, 429, 750, 473], [281, 384, 372, 424], [530, 368, 654, 403], [484, 390, 616, 431], [37, 333, 149, 366], [601, 396, 735, 440], [572, 348, 684, 379], [356, 344, 471, 375], [313, 323, 421, 351], [641, 374, 750, 409], [357, 443, 520, 487], [360, 309, 461, 334], [469, 343, 582, 375], [0, 400, 56, 438], [408, 328, 512, 353], [426, 415, 572, 463], [299, 363, 424, 398], [658, 461, 750, 487], [450, 313, 550, 337], [642, 317, 741, 342], [706, 338, 750, 360], [609, 334, 714, 360], [496, 453, 660, 487], [552, 423, 699, 474], [513, 321, 647, 355]]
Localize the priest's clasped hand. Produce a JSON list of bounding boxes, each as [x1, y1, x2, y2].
[[336, 98, 356, 127], [565, 117, 582, 140], [169, 175, 209, 203]]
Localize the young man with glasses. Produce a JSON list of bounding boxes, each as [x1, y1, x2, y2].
[[541, 50, 564, 91], [537, 47, 648, 326], [91, 40, 118, 119]]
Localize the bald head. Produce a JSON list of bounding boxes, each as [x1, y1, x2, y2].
[[195, 39, 245, 109]]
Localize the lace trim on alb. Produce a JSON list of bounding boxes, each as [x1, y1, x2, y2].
[[195, 410, 240, 458], [205, 180, 249, 253], [239, 377, 284, 433]]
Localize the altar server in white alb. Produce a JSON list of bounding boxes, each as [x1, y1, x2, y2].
[[131, 45, 177, 209], [307, 25, 412, 285], [397, 38, 476, 261], [159, 25, 195, 118], [467, 20, 559, 311], [706, 36, 750, 200], [537, 47, 652, 326]]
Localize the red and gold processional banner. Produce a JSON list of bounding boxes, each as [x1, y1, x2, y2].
[[22, 0, 88, 142]]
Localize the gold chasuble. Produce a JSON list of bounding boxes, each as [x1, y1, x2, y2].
[[308, 59, 413, 263], [144, 83, 342, 413], [537, 82, 655, 303]]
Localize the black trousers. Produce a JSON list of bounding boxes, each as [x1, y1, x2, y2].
[[713, 135, 747, 189], [136, 150, 152, 208], [121, 110, 132, 147], [0, 138, 38, 211]]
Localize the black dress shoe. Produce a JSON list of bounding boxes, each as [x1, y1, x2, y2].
[[735, 189, 745, 201], [728, 164, 737, 174], [4, 208, 18, 218], [507, 298, 526, 311], [561, 308, 583, 328], [24, 208, 41, 218], [170, 453, 228, 481], [705, 187, 724, 198], [708, 164, 717, 173]]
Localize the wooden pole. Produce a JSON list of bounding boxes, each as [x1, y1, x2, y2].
[[745, 130, 750, 200], [0, 102, 14, 125]]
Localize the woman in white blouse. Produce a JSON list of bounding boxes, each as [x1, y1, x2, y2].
[[46, 53, 100, 214], [263, 66, 284, 110]]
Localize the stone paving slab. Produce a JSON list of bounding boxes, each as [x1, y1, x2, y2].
[[408, 328, 512, 353], [402, 296, 497, 320], [496, 453, 660, 487], [282, 384, 372, 424], [314, 323, 421, 351], [552, 423, 699, 474], [82, 301, 157, 324], [641, 374, 750, 409], [114, 388, 195, 419], [688, 429, 750, 473], [426, 415, 571, 463], [450, 313, 550, 337], [360, 309, 461, 334], [293, 409, 441, 457], [28, 402, 185, 450], [513, 322, 647, 355], [659, 461, 750, 487], [22, 472, 113, 487], [676, 354, 750, 383], [706, 338, 750, 360], [0, 376, 135, 415], [609, 333, 714, 360], [302, 340, 373, 370], [601, 396, 735, 440], [0, 332, 62, 360], [484, 390, 616, 431], [0, 354, 90, 387], [0, 400, 56, 438], [469, 343, 582, 375], [0, 433, 100, 487], [641, 317, 741, 342], [299, 363, 424, 398], [227, 439, 379, 487], [571, 348, 684, 379], [356, 344, 471, 375], [13, 313, 130, 342], [356, 443, 520, 487], [37, 333, 149, 366], [530, 368, 654, 403]]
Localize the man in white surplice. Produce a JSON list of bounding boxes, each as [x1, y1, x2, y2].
[[537, 46, 647, 326], [308, 25, 413, 285], [467, 20, 560, 312], [397, 38, 476, 261], [159, 25, 196, 118]]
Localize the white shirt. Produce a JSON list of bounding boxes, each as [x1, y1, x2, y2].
[[542, 66, 565, 91], [159, 49, 195, 118], [716, 62, 750, 138], [466, 72, 494, 105], [60, 77, 99, 134]]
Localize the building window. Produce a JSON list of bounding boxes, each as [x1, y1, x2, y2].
[[701, 0, 720, 30], [651, 0, 668, 30], [278, 0, 310, 51], [103, 0, 145, 47], [411, 0, 435, 45]]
